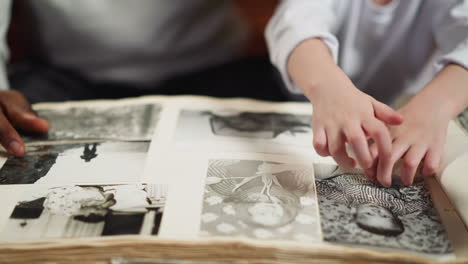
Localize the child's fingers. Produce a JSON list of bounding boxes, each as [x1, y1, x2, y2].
[[327, 130, 355, 169], [369, 143, 378, 160], [344, 125, 372, 169], [422, 145, 442, 176], [364, 161, 377, 180], [371, 100, 403, 125], [362, 120, 394, 186], [377, 139, 409, 187], [364, 144, 379, 180], [312, 126, 330, 157], [401, 145, 426, 185], [362, 120, 393, 185], [362, 120, 392, 163]]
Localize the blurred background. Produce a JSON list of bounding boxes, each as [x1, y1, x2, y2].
[[7, 0, 279, 63]]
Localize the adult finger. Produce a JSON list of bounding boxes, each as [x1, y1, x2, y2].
[[312, 125, 330, 157], [371, 100, 403, 125], [344, 124, 372, 169], [0, 110, 25, 156], [0, 91, 49, 133], [401, 145, 427, 185], [327, 129, 355, 169]]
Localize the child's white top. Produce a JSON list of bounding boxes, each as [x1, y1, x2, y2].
[[266, 0, 468, 103]]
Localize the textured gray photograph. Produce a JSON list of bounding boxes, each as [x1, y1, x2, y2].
[[0, 184, 168, 241], [175, 110, 312, 153], [200, 159, 320, 242], [456, 108, 468, 133], [23, 103, 161, 142], [0, 141, 149, 185], [314, 164, 452, 254]]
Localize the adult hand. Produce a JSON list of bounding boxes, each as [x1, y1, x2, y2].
[[0, 90, 49, 156]]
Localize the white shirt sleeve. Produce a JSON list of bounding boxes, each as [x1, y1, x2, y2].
[[433, 0, 468, 72], [265, 0, 341, 94], [0, 0, 12, 90]]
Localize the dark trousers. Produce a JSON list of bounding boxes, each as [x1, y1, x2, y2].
[[8, 56, 291, 104]]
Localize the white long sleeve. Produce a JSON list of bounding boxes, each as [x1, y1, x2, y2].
[[265, 0, 341, 94], [433, 0, 468, 72], [0, 0, 11, 90], [266, 0, 468, 101]]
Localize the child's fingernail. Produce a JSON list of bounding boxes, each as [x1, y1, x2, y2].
[[9, 140, 24, 156], [380, 179, 391, 187]]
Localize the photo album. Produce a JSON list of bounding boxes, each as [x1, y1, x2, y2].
[[0, 95, 467, 264]]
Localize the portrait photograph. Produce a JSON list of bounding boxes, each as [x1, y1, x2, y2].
[[314, 164, 452, 254]]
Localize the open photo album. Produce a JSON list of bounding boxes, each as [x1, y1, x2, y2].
[[0, 96, 467, 264]]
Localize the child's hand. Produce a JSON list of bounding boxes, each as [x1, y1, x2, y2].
[[287, 39, 403, 172], [368, 104, 450, 186], [367, 65, 468, 186], [310, 78, 403, 171]]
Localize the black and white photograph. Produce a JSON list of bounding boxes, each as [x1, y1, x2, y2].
[[0, 184, 168, 241], [0, 141, 149, 185], [200, 159, 320, 242], [23, 103, 161, 143], [175, 110, 312, 153], [314, 164, 452, 254], [457, 108, 468, 133]]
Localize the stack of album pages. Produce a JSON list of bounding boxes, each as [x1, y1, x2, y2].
[[0, 96, 467, 264]]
